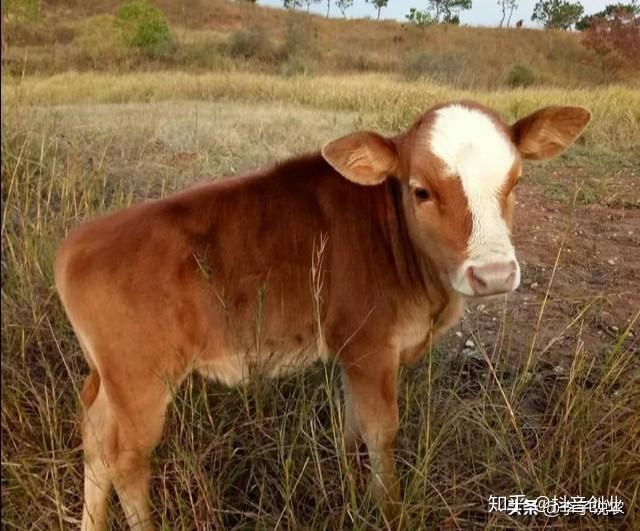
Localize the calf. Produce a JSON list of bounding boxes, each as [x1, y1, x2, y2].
[[55, 101, 590, 529]]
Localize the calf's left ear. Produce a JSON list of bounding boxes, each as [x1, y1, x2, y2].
[[511, 106, 591, 160], [321, 131, 398, 186]]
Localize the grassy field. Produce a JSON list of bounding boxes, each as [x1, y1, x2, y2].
[[2, 70, 639, 528], [4, 71, 640, 151], [2, 0, 640, 527]]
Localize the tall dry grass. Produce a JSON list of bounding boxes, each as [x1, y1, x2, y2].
[[2, 93, 639, 528], [3, 71, 640, 152]]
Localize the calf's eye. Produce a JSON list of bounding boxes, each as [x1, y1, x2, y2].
[[413, 187, 430, 202]]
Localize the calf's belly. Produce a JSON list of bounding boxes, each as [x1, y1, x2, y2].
[[196, 339, 328, 387]]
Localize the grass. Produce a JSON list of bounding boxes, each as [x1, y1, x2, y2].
[[4, 71, 640, 153], [2, 91, 639, 528]]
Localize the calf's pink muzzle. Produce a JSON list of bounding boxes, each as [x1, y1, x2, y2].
[[466, 260, 519, 296]]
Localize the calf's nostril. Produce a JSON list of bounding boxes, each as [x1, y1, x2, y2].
[[473, 268, 487, 287], [467, 266, 487, 290]]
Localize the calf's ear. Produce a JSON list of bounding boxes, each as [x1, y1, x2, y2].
[[322, 131, 398, 185], [511, 106, 591, 160]]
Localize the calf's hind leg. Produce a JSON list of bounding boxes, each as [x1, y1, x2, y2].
[[81, 362, 176, 531], [81, 371, 111, 531]]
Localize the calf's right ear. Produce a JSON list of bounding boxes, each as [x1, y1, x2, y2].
[[321, 131, 398, 186]]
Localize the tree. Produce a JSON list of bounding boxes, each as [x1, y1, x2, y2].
[[576, 2, 639, 30], [532, 0, 584, 29], [283, 0, 303, 9], [367, 0, 389, 20], [406, 0, 472, 25], [301, 0, 321, 11], [406, 7, 436, 24], [335, 0, 353, 17], [498, 0, 518, 27], [436, 0, 472, 22], [506, 0, 518, 25], [582, 3, 640, 67]]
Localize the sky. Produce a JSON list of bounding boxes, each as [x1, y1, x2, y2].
[[259, 0, 613, 27]]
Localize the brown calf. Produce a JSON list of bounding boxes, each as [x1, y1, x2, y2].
[[55, 101, 590, 529]]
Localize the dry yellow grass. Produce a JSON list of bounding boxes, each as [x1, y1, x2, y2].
[[4, 71, 640, 152]]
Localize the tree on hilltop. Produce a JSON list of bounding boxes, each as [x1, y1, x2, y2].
[[498, 0, 519, 27], [301, 0, 321, 12], [576, 2, 639, 30], [406, 7, 436, 24], [367, 0, 389, 20], [406, 0, 472, 25], [283, 0, 303, 9], [335, 0, 353, 18], [581, 2, 640, 68], [532, 0, 585, 29]]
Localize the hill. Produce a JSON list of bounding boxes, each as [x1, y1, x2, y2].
[[3, 0, 638, 88]]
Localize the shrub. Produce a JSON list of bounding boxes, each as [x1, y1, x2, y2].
[[506, 64, 536, 87], [114, 0, 173, 56], [227, 27, 273, 60]]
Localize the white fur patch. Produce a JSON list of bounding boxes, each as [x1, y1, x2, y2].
[[429, 104, 520, 296]]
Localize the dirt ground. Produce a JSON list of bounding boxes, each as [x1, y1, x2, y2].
[[444, 161, 640, 380]]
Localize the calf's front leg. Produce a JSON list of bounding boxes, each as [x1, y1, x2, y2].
[[340, 350, 401, 522]]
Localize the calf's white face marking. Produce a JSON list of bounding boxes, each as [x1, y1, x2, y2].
[[429, 104, 521, 296]]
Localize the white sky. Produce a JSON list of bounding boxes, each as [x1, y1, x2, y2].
[[259, 0, 612, 27]]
